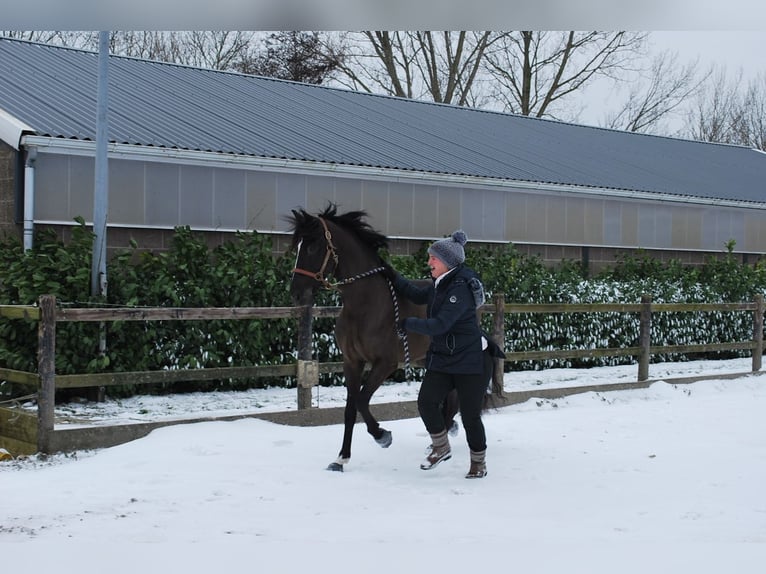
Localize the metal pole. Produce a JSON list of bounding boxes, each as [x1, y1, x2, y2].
[[90, 32, 110, 403], [91, 31, 109, 299]]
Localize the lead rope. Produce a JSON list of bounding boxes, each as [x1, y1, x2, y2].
[[331, 266, 386, 287], [386, 278, 411, 371]]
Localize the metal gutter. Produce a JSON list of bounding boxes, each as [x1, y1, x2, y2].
[[23, 147, 36, 250], [20, 135, 766, 211], [0, 107, 34, 151]]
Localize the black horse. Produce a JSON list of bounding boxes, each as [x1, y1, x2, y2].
[[288, 204, 459, 471]]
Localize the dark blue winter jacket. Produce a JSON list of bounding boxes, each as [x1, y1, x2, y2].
[[395, 264, 485, 375]]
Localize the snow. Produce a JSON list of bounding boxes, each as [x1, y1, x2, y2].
[[2, 358, 766, 571], [43, 357, 757, 426]]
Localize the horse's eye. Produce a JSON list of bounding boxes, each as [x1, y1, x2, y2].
[[306, 242, 320, 255]]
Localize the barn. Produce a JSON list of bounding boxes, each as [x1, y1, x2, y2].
[[1, 37, 766, 272]]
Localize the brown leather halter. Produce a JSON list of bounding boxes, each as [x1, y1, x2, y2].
[[292, 215, 389, 291], [292, 217, 341, 289]]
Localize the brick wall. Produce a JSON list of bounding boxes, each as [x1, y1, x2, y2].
[[0, 141, 19, 240]]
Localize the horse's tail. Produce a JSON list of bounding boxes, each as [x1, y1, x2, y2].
[[482, 332, 505, 411], [442, 333, 504, 426]]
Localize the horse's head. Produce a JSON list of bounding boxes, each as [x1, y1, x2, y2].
[[287, 203, 389, 307], [287, 207, 336, 306]]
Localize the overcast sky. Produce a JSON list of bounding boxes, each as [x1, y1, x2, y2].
[[577, 30, 764, 130], [4, 0, 766, 30], [650, 31, 763, 80]]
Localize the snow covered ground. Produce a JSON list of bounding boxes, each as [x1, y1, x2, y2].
[[2, 357, 765, 572], [39, 356, 758, 427]]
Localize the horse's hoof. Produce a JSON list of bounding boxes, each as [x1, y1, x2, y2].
[[376, 429, 392, 448], [326, 462, 344, 472]]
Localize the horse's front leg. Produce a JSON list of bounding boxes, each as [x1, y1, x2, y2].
[[326, 360, 364, 472], [356, 359, 398, 448]]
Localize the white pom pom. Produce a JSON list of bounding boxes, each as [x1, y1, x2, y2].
[[452, 230, 467, 246]]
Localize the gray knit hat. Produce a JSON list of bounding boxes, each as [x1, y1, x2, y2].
[[428, 230, 467, 269]]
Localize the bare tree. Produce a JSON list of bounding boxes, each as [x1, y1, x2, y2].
[[737, 75, 766, 150], [0, 30, 93, 48], [686, 68, 766, 150], [234, 31, 341, 84], [483, 31, 648, 120], [6, 31, 347, 85], [331, 31, 497, 106], [177, 31, 254, 70], [602, 50, 710, 134], [106, 32, 184, 62]]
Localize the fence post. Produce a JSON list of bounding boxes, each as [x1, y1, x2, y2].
[[753, 294, 763, 372], [296, 305, 316, 409], [37, 294, 56, 453], [637, 294, 652, 382], [491, 293, 505, 397]]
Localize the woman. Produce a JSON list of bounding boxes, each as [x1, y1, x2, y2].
[[391, 230, 491, 479]]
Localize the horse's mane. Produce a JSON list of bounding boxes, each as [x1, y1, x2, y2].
[[288, 203, 389, 252]]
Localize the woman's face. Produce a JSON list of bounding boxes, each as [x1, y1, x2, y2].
[[428, 253, 450, 279]]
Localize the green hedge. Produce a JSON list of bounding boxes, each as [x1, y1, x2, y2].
[[2, 222, 765, 401], [0, 221, 298, 397]]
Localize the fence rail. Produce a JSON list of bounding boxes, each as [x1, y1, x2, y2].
[[0, 293, 763, 455]]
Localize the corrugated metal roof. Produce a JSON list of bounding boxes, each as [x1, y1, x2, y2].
[[1, 37, 765, 204]]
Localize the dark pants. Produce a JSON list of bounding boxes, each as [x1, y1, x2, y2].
[[417, 351, 492, 453]]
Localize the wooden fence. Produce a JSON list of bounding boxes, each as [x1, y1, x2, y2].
[[0, 293, 763, 455]]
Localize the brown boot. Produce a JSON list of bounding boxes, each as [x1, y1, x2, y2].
[[465, 449, 487, 479], [421, 430, 451, 470]]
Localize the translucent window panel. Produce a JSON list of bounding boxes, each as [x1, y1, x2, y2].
[[306, 176, 335, 214], [565, 196, 585, 244], [145, 163, 180, 226], [180, 165, 213, 228], [603, 201, 621, 245], [109, 159, 145, 225], [523, 195, 548, 243], [461, 188, 483, 238], [388, 182, 414, 235], [713, 210, 733, 249], [621, 203, 638, 246], [246, 171, 277, 231], [546, 196, 566, 243], [361, 180, 388, 229], [729, 210, 745, 247], [412, 184, 439, 238], [637, 204, 656, 247], [685, 208, 703, 249], [505, 192, 529, 241], [34, 154, 69, 220], [583, 198, 604, 245], [670, 208, 689, 248], [275, 173, 308, 224], [436, 186, 460, 235], [213, 169, 246, 230], [704, 209, 744, 250], [670, 206, 702, 249], [68, 155, 94, 221], [481, 189, 505, 241], [334, 177, 362, 212], [656, 206, 672, 246], [701, 209, 718, 250], [744, 212, 766, 251]]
